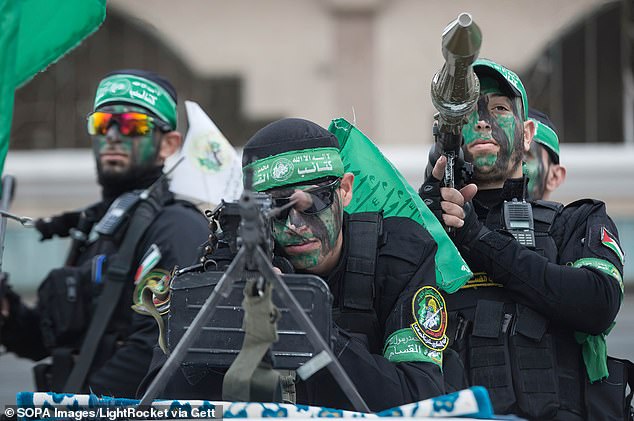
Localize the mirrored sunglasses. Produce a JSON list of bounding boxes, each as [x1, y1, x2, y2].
[[87, 112, 171, 137]]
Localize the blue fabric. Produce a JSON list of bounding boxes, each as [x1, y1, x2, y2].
[[16, 387, 496, 420]]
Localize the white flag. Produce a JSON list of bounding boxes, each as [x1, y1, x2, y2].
[[168, 101, 243, 206]]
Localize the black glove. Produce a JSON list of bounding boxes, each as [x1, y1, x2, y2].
[[34, 211, 81, 241], [423, 143, 443, 182], [418, 175, 444, 224], [451, 201, 488, 250], [0, 272, 9, 339]]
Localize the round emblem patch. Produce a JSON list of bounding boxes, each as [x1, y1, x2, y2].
[[187, 133, 231, 173], [411, 286, 448, 351], [271, 158, 294, 182], [95, 77, 132, 104], [104, 78, 131, 96]]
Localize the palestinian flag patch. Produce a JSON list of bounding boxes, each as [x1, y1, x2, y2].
[[410, 286, 448, 351], [601, 227, 624, 265]]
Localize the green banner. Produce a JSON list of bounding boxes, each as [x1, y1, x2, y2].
[[0, 0, 106, 180], [14, 0, 106, 88], [0, 0, 20, 186], [329, 118, 472, 293]]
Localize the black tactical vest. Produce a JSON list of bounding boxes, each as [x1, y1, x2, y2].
[[331, 212, 384, 354], [444, 200, 589, 420]]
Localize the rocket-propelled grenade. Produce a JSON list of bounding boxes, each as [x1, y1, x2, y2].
[[429, 12, 481, 192], [431, 12, 482, 133]]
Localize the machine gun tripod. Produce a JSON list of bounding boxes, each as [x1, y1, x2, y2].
[[140, 176, 370, 412]]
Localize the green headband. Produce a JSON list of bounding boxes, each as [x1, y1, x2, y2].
[[94, 74, 177, 129], [474, 58, 529, 120], [244, 147, 345, 192], [530, 118, 560, 158]]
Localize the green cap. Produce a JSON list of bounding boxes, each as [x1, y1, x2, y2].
[[94, 73, 178, 129], [473, 58, 528, 120], [530, 118, 560, 161]]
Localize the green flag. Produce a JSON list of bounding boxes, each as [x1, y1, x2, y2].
[[329, 118, 472, 293], [0, 0, 106, 179], [0, 0, 20, 186]]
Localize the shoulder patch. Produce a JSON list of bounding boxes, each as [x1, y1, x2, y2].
[[600, 227, 624, 265], [410, 286, 448, 351], [383, 328, 443, 367]]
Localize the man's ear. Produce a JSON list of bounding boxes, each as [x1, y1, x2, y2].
[[523, 119, 535, 153], [157, 131, 182, 163], [339, 172, 355, 207], [546, 163, 567, 192]]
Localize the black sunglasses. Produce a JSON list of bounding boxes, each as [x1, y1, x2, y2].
[[270, 178, 341, 221]]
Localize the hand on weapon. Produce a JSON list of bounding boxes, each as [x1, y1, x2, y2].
[[422, 155, 477, 230]]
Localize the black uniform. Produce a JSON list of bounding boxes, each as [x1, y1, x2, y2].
[[435, 178, 624, 420], [141, 213, 448, 411], [1, 178, 208, 397]]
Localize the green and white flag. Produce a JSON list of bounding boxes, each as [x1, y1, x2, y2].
[[0, 0, 106, 182], [169, 101, 243, 206], [329, 118, 472, 293]]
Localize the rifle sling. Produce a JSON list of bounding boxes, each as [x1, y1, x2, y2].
[[63, 195, 163, 392]]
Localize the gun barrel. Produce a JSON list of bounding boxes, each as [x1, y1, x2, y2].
[[431, 12, 482, 131]]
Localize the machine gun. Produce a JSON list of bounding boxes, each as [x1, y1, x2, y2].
[[427, 12, 482, 192], [140, 170, 369, 412]]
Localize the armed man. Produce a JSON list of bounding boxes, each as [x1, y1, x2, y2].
[[0, 70, 208, 397], [524, 108, 566, 201], [141, 117, 452, 411], [420, 58, 625, 419]]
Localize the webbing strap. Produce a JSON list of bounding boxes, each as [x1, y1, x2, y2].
[[342, 212, 382, 311], [223, 280, 281, 402], [63, 192, 165, 392]]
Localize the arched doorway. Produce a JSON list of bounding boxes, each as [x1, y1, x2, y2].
[[11, 7, 277, 151]]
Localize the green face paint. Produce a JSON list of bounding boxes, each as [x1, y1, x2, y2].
[[91, 105, 162, 179], [525, 141, 549, 200], [271, 186, 343, 272], [461, 86, 525, 186], [474, 155, 497, 168], [496, 113, 518, 153], [135, 133, 159, 164]]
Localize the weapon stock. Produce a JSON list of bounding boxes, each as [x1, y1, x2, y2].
[[429, 12, 481, 191]]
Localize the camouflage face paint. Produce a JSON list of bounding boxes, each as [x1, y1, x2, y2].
[[462, 90, 525, 185], [92, 131, 160, 169], [91, 105, 162, 178], [272, 190, 343, 271], [525, 142, 549, 200]]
